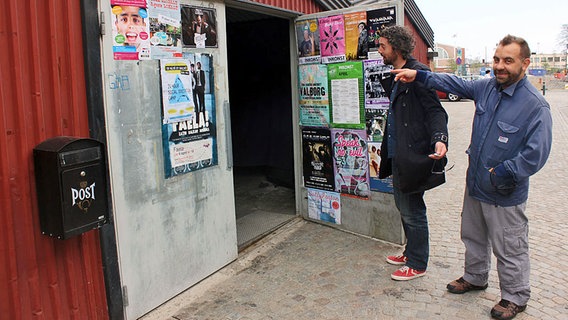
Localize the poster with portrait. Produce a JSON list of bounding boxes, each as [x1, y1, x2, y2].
[[302, 128, 335, 191], [331, 129, 370, 199], [161, 53, 217, 177], [318, 15, 346, 64], [148, 0, 182, 59], [344, 11, 367, 61], [295, 18, 321, 65], [368, 142, 393, 193], [299, 64, 329, 127], [181, 6, 218, 48], [366, 6, 396, 53], [328, 61, 365, 129], [110, 0, 151, 60], [307, 188, 341, 224], [363, 59, 392, 109]]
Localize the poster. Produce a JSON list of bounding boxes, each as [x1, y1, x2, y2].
[[295, 18, 321, 65], [160, 59, 195, 124], [367, 7, 396, 53], [328, 61, 364, 129], [344, 12, 368, 61], [111, 0, 151, 60], [368, 142, 393, 193], [181, 6, 218, 48], [162, 53, 217, 177], [307, 188, 341, 224], [332, 129, 370, 198], [302, 128, 335, 191], [148, 0, 182, 59], [363, 59, 392, 109], [318, 15, 346, 64], [299, 64, 329, 127]]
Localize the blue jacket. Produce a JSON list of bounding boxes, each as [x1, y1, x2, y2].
[[416, 71, 552, 206]]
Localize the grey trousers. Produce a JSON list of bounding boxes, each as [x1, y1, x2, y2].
[[461, 189, 530, 306]]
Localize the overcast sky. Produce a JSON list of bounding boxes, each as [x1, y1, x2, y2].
[[414, 0, 568, 61]]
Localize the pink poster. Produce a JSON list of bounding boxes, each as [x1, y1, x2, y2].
[[318, 15, 346, 64]]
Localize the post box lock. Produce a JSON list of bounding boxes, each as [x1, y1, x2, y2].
[[33, 136, 109, 239]]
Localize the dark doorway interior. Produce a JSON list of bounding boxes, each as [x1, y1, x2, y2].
[[226, 8, 296, 250]]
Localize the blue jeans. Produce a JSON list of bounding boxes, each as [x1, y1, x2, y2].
[[393, 185, 429, 271]]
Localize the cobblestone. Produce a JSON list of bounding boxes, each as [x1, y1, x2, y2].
[[141, 90, 568, 320]]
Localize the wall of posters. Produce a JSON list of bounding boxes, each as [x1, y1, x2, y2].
[[111, 0, 151, 60], [318, 15, 346, 64], [331, 129, 369, 198], [181, 6, 218, 48], [328, 61, 364, 129], [302, 128, 335, 191], [149, 0, 182, 59], [299, 64, 330, 127], [296, 19, 321, 65], [307, 188, 341, 224], [161, 53, 217, 177]]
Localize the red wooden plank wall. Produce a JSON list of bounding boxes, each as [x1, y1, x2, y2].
[[0, 0, 109, 319], [252, 0, 324, 14]]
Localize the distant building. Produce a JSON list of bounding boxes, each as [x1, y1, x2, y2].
[[530, 53, 567, 73], [432, 43, 467, 75]]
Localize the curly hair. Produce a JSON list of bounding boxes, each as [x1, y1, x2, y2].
[[499, 34, 531, 59], [380, 25, 415, 60]]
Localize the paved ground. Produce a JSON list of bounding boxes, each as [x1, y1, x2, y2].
[[141, 90, 568, 320]]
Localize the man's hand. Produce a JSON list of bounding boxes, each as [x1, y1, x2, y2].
[[392, 69, 417, 83], [428, 141, 447, 160]]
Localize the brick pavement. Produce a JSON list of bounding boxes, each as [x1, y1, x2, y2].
[[142, 90, 568, 320]]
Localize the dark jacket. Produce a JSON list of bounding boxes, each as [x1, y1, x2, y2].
[[378, 57, 449, 193]]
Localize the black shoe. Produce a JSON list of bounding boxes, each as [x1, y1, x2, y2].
[[490, 299, 527, 320], [446, 277, 488, 294]]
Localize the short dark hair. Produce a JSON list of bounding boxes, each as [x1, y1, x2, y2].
[[499, 35, 531, 59], [380, 25, 415, 60]]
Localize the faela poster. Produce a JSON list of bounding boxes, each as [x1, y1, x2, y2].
[[302, 127, 335, 191], [110, 0, 151, 60], [318, 15, 346, 64], [307, 188, 341, 224], [161, 53, 217, 177], [299, 64, 329, 127], [295, 18, 321, 65], [332, 129, 370, 199]]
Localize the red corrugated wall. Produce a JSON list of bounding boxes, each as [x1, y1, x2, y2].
[[405, 14, 429, 65], [0, 0, 108, 319], [252, 0, 324, 14]]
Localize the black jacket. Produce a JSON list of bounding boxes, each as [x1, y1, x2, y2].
[[378, 57, 448, 193]]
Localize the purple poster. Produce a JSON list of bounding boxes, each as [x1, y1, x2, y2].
[[331, 129, 370, 199]]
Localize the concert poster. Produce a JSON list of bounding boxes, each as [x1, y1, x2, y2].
[[366, 7, 396, 53], [307, 188, 341, 224], [368, 141, 393, 193], [295, 18, 321, 65], [344, 11, 367, 61], [299, 64, 329, 127], [302, 128, 335, 191], [318, 15, 346, 64], [328, 61, 365, 129], [331, 129, 370, 199]]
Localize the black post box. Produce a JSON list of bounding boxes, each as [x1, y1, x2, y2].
[[33, 136, 109, 239]]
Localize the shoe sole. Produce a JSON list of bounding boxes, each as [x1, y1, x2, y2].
[[386, 258, 406, 265], [391, 272, 426, 281]]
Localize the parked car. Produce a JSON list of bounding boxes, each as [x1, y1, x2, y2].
[[436, 90, 461, 102]]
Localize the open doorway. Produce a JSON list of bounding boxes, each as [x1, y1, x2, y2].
[[226, 7, 296, 250]]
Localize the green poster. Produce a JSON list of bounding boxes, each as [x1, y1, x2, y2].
[[328, 61, 365, 129]]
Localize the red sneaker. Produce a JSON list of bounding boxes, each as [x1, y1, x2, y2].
[[386, 254, 407, 265], [391, 266, 426, 281]]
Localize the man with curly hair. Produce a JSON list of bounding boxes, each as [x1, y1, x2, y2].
[[377, 25, 449, 281]]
